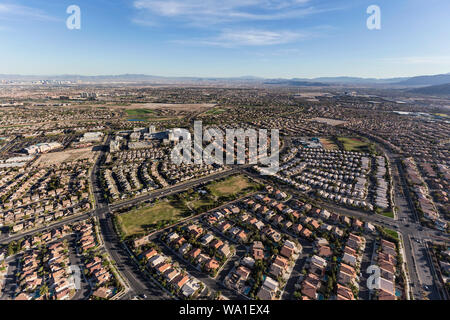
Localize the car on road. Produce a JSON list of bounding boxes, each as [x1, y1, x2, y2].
[[140, 294, 147, 299]]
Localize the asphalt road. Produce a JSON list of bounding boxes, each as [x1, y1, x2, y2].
[[97, 208, 172, 300], [0, 212, 91, 245], [90, 139, 173, 300], [110, 167, 242, 212]]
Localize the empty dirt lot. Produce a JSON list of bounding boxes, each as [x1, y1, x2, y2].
[[33, 147, 96, 167], [109, 103, 216, 112]]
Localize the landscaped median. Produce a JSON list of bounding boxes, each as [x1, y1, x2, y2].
[[379, 227, 399, 242]]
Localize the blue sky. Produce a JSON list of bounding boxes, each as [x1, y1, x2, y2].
[[0, 0, 449, 78]]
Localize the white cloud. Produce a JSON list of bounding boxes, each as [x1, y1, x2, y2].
[[132, 1, 335, 47], [0, 3, 58, 22], [132, 0, 326, 25], [173, 29, 311, 47]]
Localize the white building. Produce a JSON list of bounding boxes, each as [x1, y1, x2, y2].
[[79, 132, 104, 143], [23, 142, 63, 155]]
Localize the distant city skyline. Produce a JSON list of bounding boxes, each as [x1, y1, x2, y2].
[[0, 0, 449, 78]]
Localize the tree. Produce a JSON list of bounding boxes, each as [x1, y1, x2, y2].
[[327, 277, 334, 292], [40, 285, 49, 296], [7, 241, 17, 257]]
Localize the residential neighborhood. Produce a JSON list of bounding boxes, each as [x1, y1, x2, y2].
[[0, 75, 448, 304]]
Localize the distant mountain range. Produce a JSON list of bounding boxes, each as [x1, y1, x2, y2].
[[409, 83, 450, 95], [1, 72, 449, 87], [394, 73, 450, 86], [291, 76, 410, 84], [264, 80, 330, 87], [286, 73, 450, 86], [0, 74, 267, 83]]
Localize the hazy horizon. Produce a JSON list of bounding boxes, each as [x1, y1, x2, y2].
[[0, 72, 448, 80]]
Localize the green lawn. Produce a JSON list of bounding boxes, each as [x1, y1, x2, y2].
[[337, 137, 373, 153], [205, 107, 226, 115], [382, 227, 399, 241], [376, 207, 394, 218], [125, 109, 155, 120], [117, 200, 184, 237], [125, 109, 182, 122], [185, 197, 215, 210], [381, 210, 394, 218], [118, 174, 260, 238], [207, 175, 257, 198]]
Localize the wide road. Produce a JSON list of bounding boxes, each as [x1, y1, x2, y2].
[[96, 206, 172, 300], [90, 140, 173, 300], [110, 167, 241, 211], [0, 212, 91, 245]]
